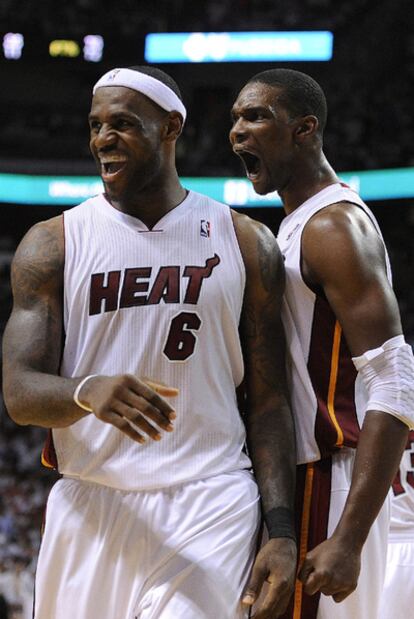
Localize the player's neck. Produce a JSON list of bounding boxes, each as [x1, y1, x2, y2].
[[280, 154, 338, 215], [108, 175, 187, 229]]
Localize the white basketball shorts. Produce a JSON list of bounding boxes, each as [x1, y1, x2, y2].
[[287, 448, 390, 619], [317, 448, 390, 619], [379, 539, 414, 619], [34, 470, 260, 619]]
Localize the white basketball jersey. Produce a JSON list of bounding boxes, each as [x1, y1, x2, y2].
[[389, 430, 414, 541], [277, 183, 392, 464], [43, 191, 252, 490]]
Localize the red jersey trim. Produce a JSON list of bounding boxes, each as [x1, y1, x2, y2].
[[308, 295, 359, 457], [280, 459, 332, 619], [41, 429, 58, 469], [326, 322, 344, 447], [293, 463, 315, 619]]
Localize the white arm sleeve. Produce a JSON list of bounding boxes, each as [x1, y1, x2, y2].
[[352, 335, 414, 429]]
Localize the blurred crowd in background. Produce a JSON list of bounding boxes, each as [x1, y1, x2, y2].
[[0, 0, 413, 615], [0, 0, 403, 38]]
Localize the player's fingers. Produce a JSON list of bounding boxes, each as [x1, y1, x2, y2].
[[252, 584, 291, 619], [123, 393, 176, 431], [132, 379, 177, 420], [103, 411, 146, 444], [242, 565, 267, 607], [332, 592, 347, 603], [143, 378, 180, 398], [114, 400, 174, 439], [301, 569, 325, 596], [297, 559, 312, 584], [125, 410, 163, 441], [318, 577, 348, 596], [333, 587, 355, 603]]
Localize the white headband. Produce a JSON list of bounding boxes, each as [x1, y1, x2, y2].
[[93, 68, 187, 123]]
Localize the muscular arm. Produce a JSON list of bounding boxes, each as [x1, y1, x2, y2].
[[2, 216, 84, 427], [2, 217, 177, 439], [232, 211, 296, 617], [299, 202, 409, 601]]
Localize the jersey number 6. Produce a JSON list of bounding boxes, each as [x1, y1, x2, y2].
[[163, 311, 202, 362]]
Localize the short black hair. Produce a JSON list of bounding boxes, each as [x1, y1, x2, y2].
[[128, 65, 183, 101], [248, 68, 327, 134]]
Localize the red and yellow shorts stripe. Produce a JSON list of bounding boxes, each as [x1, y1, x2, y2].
[[280, 458, 333, 619]]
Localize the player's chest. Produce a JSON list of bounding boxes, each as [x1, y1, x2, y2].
[[68, 239, 242, 317]]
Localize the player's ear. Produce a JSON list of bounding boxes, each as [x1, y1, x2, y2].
[[293, 115, 319, 143], [162, 112, 183, 142]]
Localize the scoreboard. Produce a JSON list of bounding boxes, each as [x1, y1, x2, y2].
[[1, 31, 333, 64], [2, 32, 105, 61]]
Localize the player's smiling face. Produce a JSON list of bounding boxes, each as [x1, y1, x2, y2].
[[89, 86, 167, 205], [229, 82, 297, 195]]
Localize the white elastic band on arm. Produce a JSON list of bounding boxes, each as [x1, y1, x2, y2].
[[92, 68, 187, 123], [73, 375, 98, 412], [352, 335, 414, 429]]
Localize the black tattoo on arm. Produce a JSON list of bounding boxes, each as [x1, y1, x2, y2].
[[242, 229, 286, 391], [2, 217, 86, 427], [8, 220, 64, 372], [236, 214, 296, 522], [12, 224, 63, 308]]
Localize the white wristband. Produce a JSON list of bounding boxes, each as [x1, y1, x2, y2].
[[73, 375, 98, 412]]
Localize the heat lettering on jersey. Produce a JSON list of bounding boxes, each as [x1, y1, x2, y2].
[[392, 430, 414, 497], [89, 254, 221, 316]]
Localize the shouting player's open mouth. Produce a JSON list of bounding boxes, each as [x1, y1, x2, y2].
[[99, 154, 128, 183], [234, 149, 262, 182]]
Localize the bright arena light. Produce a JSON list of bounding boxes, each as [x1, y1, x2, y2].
[[3, 32, 24, 59], [83, 34, 104, 62], [145, 31, 333, 63]]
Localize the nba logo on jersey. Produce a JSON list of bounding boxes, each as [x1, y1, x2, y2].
[[200, 220, 210, 238]]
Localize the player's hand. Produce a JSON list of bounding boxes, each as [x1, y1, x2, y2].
[[78, 374, 179, 443], [242, 537, 297, 618], [298, 535, 361, 603]]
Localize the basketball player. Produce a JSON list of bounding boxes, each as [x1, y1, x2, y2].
[[379, 429, 414, 619], [2, 67, 297, 618], [229, 68, 414, 619]]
